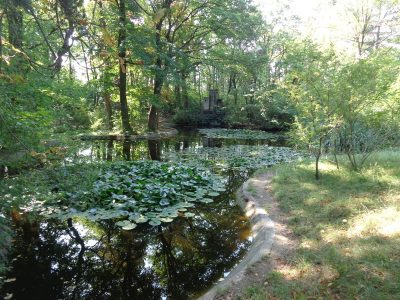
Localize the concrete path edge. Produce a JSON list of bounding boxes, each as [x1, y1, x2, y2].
[[198, 175, 275, 300]]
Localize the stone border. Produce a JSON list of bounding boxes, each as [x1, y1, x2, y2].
[[198, 177, 275, 300]]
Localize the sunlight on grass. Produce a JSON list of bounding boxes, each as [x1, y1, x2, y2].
[[243, 150, 400, 299], [348, 207, 400, 238]]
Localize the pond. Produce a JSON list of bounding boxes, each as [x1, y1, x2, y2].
[[0, 129, 297, 300]]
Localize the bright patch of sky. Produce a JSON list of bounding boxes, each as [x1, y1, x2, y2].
[[253, 0, 356, 52]]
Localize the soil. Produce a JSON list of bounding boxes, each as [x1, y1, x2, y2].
[[213, 172, 298, 299]]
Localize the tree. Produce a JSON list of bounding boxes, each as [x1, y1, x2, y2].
[[285, 41, 339, 179], [5, 0, 23, 49], [334, 50, 400, 170], [117, 0, 134, 133], [132, 0, 264, 131], [346, 0, 400, 57]]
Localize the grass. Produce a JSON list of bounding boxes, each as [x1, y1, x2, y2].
[[242, 149, 400, 299]]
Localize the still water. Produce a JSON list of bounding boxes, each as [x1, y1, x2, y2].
[[1, 130, 280, 300]]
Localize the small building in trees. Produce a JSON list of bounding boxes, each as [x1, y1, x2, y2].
[[200, 89, 225, 127], [202, 89, 223, 112]]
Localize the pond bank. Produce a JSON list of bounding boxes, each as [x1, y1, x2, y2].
[[235, 151, 400, 299], [199, 171, 297, 300], [1, 129, 301, 298]]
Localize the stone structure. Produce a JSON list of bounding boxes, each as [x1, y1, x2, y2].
[[202, 89, 223, 111]]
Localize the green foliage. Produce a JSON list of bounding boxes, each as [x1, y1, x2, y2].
[[332, 51, 400, 170], [283, 40, 400, 174], [36, 161, 225, 229], [0, 78, 51, 151], [224, 105, 250, 128], [0, 75, 91, 151], [166, 145, 303, 173], [173, 106, 202, 126], [242, 104, 268, 127], [199, 128, 284, 141], [224, 90, 295, 131], [254, 88, 296, 130]]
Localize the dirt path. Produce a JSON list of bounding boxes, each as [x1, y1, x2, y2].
[[199, 172, 298, 300]]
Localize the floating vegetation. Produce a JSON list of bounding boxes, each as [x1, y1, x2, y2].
[[199, 128, 285, 140], [33, 161, 225, 230], [166, 145, 303, 172]]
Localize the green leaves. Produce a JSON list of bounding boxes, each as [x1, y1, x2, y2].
[[44, 160, 225, 229], [166, 145, 303, 172], [199, 129, 283, 140], [149, 219, 161, 226], [115, 220, 137, 230], [207, 192, 220, 197]]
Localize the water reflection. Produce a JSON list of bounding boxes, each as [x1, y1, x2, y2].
[[148, 140, 161, 161], [1, 130, 284, 299], [2, 199, 250, 299], [72, 131, 278, 164]]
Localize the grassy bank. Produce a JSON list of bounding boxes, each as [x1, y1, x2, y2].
[[242, 150, 400, 299]]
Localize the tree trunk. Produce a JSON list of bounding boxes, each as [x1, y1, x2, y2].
[[148, 23, 163, 131], [333, 139, 339, 169], [232, 74, 238, 105], [123, 140, 131, 160], [148, 140, 161, 161], [147, 0, 173, 131], [181, 72, 189, 110], [6, 1, 23, 49], [118, 0, 133, 133], [315, 138, 322, 180], [104, 93, 113, 131], [148, 66, 162, 131], [174, 85, 181, 107], [148, 104, 158, 131], [315, 153, 321, 180], [106, 140, 113, 161]]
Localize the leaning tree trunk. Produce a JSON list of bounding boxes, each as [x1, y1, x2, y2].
[[118, 0, 133, 133], [148, 68, 162, 131], [148, 19, 164, 131], [148, 1, 173, 131]]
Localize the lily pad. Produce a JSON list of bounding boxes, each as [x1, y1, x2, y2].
[[122, 223, 137, 230], [198, 128, 285, 140], [160, 217, 173, 223], [149, 219, 161, 226], [200, 198, 214, 204], [130, 215, 148, 223], [38, 160, 227, 229], [208, 192, 220, 197]]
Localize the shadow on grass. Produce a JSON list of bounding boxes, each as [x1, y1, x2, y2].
[[273, 162, 397, 238], [243, 233, 400, 300], [240, 158, 400, 299]]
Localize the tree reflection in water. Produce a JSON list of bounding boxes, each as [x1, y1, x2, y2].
[[3, 197, 250, 299], [1, 132, 268, 299]]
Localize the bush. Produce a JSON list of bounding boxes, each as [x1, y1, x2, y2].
[[225, 102, 294, 131], [173, 107, 202, 126]]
